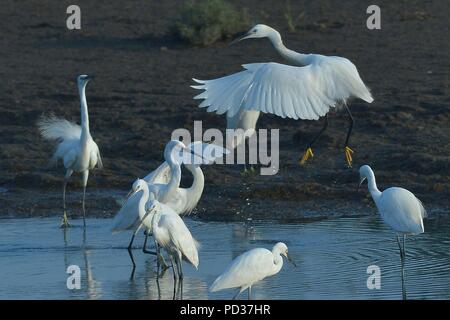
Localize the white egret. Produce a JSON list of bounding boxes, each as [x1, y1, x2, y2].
[[192, 24, 374, 167], [210, 242, 295, 300], [38, 75, 103, 228], [112, 140, 227, 268], [131, 179, 199, 281], [358, 164, 427, 299]]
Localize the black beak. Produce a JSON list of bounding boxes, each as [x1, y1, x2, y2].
[[229, 32, 250, 46], [287, 253, 297, 268]]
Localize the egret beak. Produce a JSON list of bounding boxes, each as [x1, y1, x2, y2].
[[286, 253, 297, 267], [126, 185, 141, 199], [183, 146, 205, 163], [229, 32, 252, 46], [133, 204, 156, 236], [126, 189, 134, 199], [86, 75, 94, 81], [357, 177, 366, 192]]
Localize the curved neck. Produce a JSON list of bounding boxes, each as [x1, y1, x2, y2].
[[366, 171, 382, 200], [185, 165, 205, 212], [78, 83, 90, 141], [162, 154, 182, 203], [268, 30, 309, 66], [272, 250, 284, 274], [138, 185, 150, 220]]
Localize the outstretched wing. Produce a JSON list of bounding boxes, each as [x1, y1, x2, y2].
[[143, 162, 172, 185], [193, 58, 373, 121]]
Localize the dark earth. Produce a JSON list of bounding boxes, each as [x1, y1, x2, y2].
[[0, 0, 449, 222]]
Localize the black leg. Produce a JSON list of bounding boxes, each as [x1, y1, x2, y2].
[[397, 235, 406, 300], [142, 232, 157, 255], [343, 103, 354, 147], [343, 103, 354, 167], [309, 114, 329, 148], [300, 114, 328, 165], [128, 233, 136, 279]]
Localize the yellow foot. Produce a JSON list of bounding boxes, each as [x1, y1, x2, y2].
[[345, 146, 354, 168], [299, 147, 314, 166], [60, 211, 71, 228]]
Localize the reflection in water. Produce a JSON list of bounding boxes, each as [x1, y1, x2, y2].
[[62, 227, 102, 299], [0, 216, 449, 300]]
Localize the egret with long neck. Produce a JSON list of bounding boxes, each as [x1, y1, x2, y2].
[[358, 165, 426, 299], [38, 74, 103, 228], [193, 24, 373, 168]]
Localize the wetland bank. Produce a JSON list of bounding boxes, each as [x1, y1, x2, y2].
[[0, 0, 449, 302], [0, 0, 449, 221]]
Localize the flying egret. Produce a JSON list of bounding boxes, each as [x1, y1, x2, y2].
[[358, 164, 427, 299], [210, 242, 295, 300], [38, 75, 103, 228], [192, 24, 373, 167], [112, 140, 227, 269]]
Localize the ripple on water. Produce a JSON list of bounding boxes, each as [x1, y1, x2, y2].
[[0, 216, 449, 299]]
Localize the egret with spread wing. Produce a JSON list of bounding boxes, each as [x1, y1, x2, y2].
[[192, 24, 373, 167], [38, 75, 103, 228]]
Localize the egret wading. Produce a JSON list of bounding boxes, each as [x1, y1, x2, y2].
[[112, 140, 226, 271], [192, 24, 373, 167], [38, 75, 103, 228], [210, 242, 295, 300], [358, 165, 427, 299], [131, 180, 199, 289]]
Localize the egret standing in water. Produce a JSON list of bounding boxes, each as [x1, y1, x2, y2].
[[112, 140, 226, 270], [192, 24, 373, 167], [358, 165, 427, 299], [38, 75, 103, 228], [210, 242, 295, 300], [129, 179, 199, 298]]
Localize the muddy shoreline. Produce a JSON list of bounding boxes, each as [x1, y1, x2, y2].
[[0, 1, 449, 220]]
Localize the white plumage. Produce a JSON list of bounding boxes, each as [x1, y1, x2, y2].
[[150, 200, 200, 272], [112, 141, 228, 232], [192, 24, 373, 166], [359, 165, 426, 235], [129, 179, 199, 279], [194, 60, 372, 121], [37, 75, 102, 228], [210, 242, 294, 299], [359, 164, 426, 299]]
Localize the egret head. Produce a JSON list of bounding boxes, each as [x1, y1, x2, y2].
[[164, 139, 206, 165], [126, 178, 147, 198], [274, 242, 296, 267], [77, 74, 93, 87], [358, 165, 374, 191], [145, 199, 159, 215], [164, 140, 187, 163], [230, 24, 280, 45]]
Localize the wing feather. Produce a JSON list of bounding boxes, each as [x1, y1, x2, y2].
[[193, 58, 373, 120]]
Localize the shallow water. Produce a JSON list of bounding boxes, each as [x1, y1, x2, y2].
[[0, 215, 449, 300]]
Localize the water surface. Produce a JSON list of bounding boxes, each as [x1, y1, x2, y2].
[[0, 216, 449, 300]]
